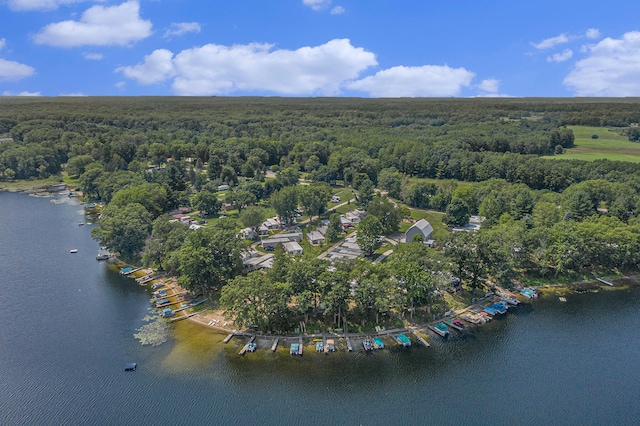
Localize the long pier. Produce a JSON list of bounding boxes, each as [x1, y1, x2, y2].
[[387, 333, 402, 345], [271, 338, 279, 352], [595, 277, 614, 286], [444, 319, 464, 332], [223, 332, 235, 343], [298, 336, 303, 355], [239, 335, 256, 355], [409, 329, 430, 347], [346, 337, 353, 351]]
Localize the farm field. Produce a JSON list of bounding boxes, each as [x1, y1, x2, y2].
[[550, 126, 640, 162]]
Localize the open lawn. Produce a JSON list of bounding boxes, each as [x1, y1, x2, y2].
[[549, 126, 640, 163]]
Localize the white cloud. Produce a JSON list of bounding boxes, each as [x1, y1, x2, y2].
[[564, 31, 640, 96], [0, 39, 6, 50], [116, 49, 175, 85], [33, 1, 152, 48], [346, 65, 474, 97], [330, 6, 345, 15], [164, 22, 201, 38], [0, 58, 35, 81], [547, 49, 573, 63], [7, 0, 86, 11], [532, 34, 569, 50], [3, 91, 41, 96], [83, 52, 104, 60], [303, 0, 331, 11], [478, 79, 500, 93], [59, 92, 87, 96], [119, 39, 377, 96], [586, 28, 601, 39], [115, 81, 126, 89]]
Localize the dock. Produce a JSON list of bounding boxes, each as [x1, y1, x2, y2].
[[595, 277, 614, 286], [169, 312, 197, 322], [409, 329, 430, 347], [388, 333, 402, 345], [444, 319, 464, 331], [298, 336, 303, 356], [223, 332, 235, 343], [346, 337, 353, 352], [120, 267, 142, 276], [239, 335, 256, 355], [428, 325, 448, 337], [271, 338, 279, 352]]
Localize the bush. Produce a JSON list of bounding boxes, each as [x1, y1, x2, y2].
[[591, 134, 599, 139]]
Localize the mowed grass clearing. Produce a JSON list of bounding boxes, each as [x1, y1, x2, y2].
[[550, 126, 640, 163]]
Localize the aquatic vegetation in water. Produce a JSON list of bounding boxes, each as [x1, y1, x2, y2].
[[134, 316, 169, 346]]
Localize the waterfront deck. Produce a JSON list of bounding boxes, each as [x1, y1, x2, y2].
[[409, 329, 429, 347], [239, 336, 257, 355]]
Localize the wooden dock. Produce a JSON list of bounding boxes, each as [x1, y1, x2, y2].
[[223, 332, 235, 343], [298, 336, 303, 356], [169, 312, 197, 323], [409, 329, 430, 347], [387, 332, 402, 345], [239, 335, 256, 355], [346, 337, 353, 351], [595, 277, 614, 286], [271, 338, 279, 352], [444, 319, 464, 331], [428, 325, 448, 337]]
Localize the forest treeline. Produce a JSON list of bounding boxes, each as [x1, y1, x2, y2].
[[3, 97, 640, 331]]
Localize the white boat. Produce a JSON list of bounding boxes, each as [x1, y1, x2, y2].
[[70, 249, 78, 253]]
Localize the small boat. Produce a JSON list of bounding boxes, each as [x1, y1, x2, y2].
[[154, 298, 170, 307], [120, 267, 133, 275], [290, 343, 300, 356], [316, 342, 324, 352], [246, 342, 257, 352], [325, 339, 336, 353], [483, 307, 497, 316], [96, 253, 110, 260], [124, 363, 137, 371], [160, 308, 174, 318], [69, 249, 78, 253], [78, 222, 84, 226], [433, 323, 450, 337], [520, 287, 538, 299], [152, 282, 165, 290], [373, 337, 385, 349], [396, 333, 412, 346], [559, 297, 567, 302], [362, 339, 374, 351], [490, 302, 507, 314]]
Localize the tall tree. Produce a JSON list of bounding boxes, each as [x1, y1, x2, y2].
[[270, 186, 299, 225], [91, 203, 152, 261], [357, 215, 383, 255], [298, 182, 332, 221]]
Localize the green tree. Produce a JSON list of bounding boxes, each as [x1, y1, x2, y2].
[[270, 186, 299, 225], [110, 183, 168, 219], [91, 203, 152, 261], [327, 212, 343, 242], [191, 190, 222, 216], [298, 182, 332, 221], [357, 215, 383, 255], [177, 225, 243, 297], [220, 273, 291, 331], [239, 205, 266, 233], [377, 167, 403, 198], [366, 195, 401, 235], [356, 178, 374, 208], [444, 197, 470, 226]]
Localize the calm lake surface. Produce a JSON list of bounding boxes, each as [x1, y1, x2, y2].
[[1, 191, 640, 425]]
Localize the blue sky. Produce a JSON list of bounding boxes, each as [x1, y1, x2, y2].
[[2, 0, 640, 97]]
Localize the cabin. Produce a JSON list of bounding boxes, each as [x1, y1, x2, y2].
[[263, 217, 281, 230], [283, 241, 303, 255], [307, 230, 326, 245], [260, 232, 303, 249], [243, 253, 275, 271], [239, 227, 257, 239], [404, 219, 433, 243]]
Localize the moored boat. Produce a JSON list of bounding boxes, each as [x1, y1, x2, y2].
[[373, 337, 385, 349], [520, 287, 538, 299], [316, 342, 324, 352], [433, 323, 450, 337], [362, 339, 374, 351]]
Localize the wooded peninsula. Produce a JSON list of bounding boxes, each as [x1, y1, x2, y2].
[[2, 96, 640, 333]]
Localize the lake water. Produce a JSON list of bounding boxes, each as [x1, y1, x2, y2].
[[1, 191, 639, 425]]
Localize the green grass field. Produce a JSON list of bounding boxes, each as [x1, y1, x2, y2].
[[551, 126, 640, 163]]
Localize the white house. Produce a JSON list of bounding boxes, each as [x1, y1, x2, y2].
[[404, 219, 433, 243], [239, 227, 257, 239], [307, 230, 326, 245], [283, 241, 303, 255], [242, 253, 275, 271]]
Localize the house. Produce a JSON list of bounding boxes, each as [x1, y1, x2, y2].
[[258, 224, 270, 236], [327, 236, 363, 261], [307, 230, 326, 245], [260, 232, 303, 249], [404, 219, 433, 243], [263, 217, 281, 230], [283, 241, 303, 255], [316, 225, 328, 236], [221, 202, 235, 212], [340, 215, 353, 229], [243, 253, 275, 271], [345, 209, 366, 224], [452, 215, 486, 232], [239, 227, 257, 239]]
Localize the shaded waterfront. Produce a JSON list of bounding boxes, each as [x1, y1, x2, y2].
[[1, 191, 639, 425]]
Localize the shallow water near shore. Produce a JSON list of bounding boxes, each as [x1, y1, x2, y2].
[[1, 191, 640, 425]]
